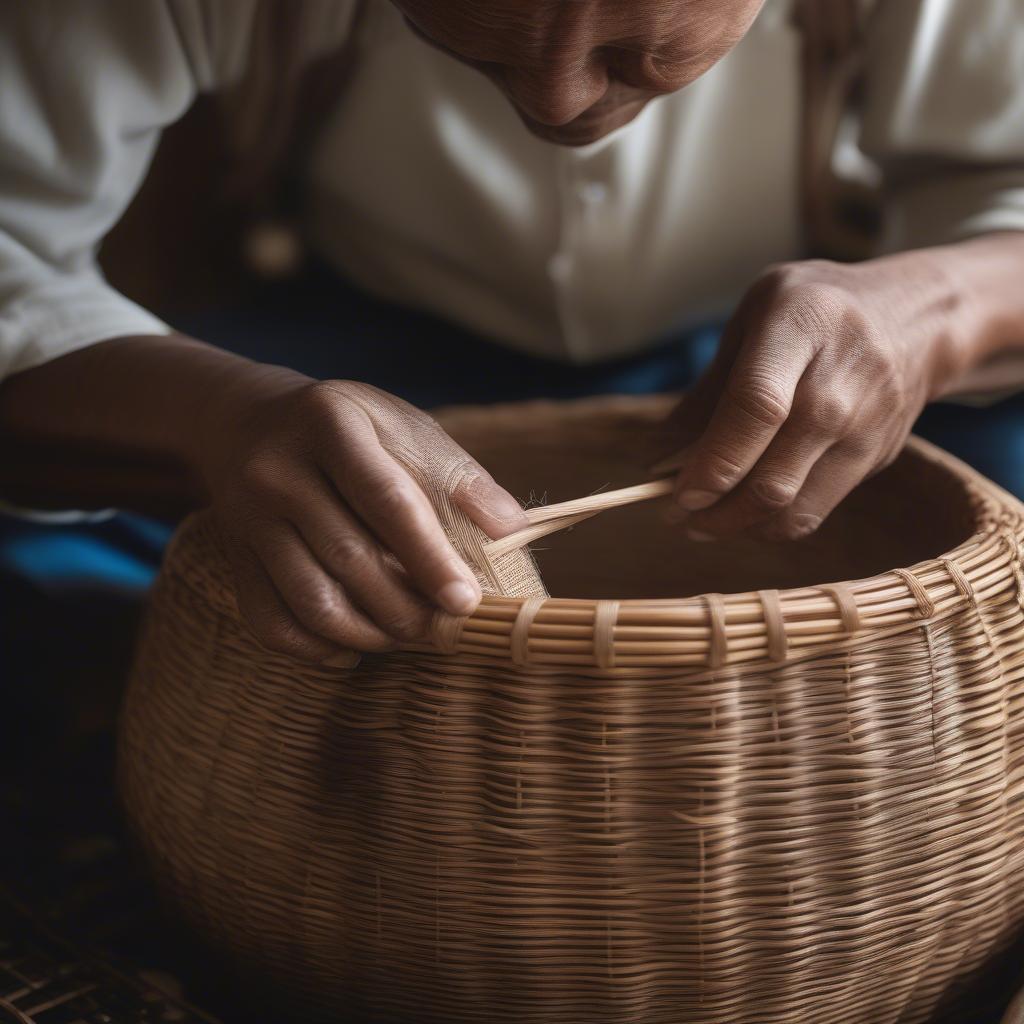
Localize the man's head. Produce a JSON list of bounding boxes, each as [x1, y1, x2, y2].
[[396, 0, 766, 145]]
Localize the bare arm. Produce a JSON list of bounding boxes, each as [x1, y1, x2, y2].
[[0, 335, 527, 659], [657, 231, 1024, 541], [943, 232, 1024, 394], [0, 334, 281, 512]]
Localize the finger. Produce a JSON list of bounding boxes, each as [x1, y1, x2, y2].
[[252, 522, 397, 653], [680, 352, 863, 537], [674, 314, 816, 512], [683, 414, 836, 538], [759, 441, 878, 542], [319, 412, 482, 616], [328, 383, 527, 541], [227, 543, 342, 664], [649, 324, 742, 473], [450, 464, 529, 541], [287, 468, 435, 643]]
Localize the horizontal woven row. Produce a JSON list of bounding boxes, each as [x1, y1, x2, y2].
[[426, 494, 1023, 668], [121, 547, 1024, 1023], [119, 401, 1024, 1024], [168, 438, 1022, 670]]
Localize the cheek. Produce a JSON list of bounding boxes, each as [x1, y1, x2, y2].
[[676, 0, 767, 71], [712, 0, 766, 50]]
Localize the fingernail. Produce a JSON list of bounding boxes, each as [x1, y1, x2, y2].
[[678, 489, 719, 511], [687, 528, 716, 543], [438, 579, 479, 616], [790, 513, 822, 536], [322, 650, 362, 669]]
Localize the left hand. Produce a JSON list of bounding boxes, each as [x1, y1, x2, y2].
[[656, 254, 970, 541]]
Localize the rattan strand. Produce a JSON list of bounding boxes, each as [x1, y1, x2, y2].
[[120, 394, 1024, 1024]]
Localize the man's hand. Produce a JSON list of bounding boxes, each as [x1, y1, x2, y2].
[[0, 331, 528, 663], [657, 253, 972, 541], [200, 378, 529, 662]]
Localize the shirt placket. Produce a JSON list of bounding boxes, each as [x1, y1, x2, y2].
[[549, 147, 613, 361]]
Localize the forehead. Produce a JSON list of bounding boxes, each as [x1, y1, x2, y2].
[[400, 0, 715, 61]]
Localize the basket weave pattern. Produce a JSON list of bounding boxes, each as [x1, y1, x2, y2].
[[120, 396, 1024, 1024]]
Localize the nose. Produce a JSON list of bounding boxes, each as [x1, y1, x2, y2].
[[500, 57, 609, 127]]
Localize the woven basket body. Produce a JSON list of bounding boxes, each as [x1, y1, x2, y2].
[[120, 395, 1024, 1024]]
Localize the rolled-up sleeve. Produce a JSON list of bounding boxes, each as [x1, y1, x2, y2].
[[860, 0, 1024, 252], [0, 1, 209, 381]]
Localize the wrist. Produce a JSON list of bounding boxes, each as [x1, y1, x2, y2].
[[862, 246, 980, 401], [901, 233, 1024, 399], [184, 352, 312, 496]]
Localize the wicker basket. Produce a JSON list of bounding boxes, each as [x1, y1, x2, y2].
[[119, 394, 1024, 1024]]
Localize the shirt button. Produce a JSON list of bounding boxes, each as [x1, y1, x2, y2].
[[548, 252, 573, 282], [576, 181, 609, 205]]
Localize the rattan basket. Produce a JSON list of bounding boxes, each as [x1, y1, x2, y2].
[[120, 394, 1024, 1024]]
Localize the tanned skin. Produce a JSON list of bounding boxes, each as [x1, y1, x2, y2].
[[3, 1, 1024, 661]]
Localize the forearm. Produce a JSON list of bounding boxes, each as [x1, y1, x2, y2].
[[914, 231, 1024, 397], [0, 331, 524, 655], [0, 334, 309, 512]]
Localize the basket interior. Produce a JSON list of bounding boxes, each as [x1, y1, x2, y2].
[[443, 399, 980, 600]]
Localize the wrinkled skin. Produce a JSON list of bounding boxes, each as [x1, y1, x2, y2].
[[649, 252, 972, 542], [3, 2, 1021, 661], [393, 0, 978, 545], [397, 0, 765, 145], [200, 373, 530, 664]]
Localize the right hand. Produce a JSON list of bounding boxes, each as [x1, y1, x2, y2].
[[197, 372, 529, 663]]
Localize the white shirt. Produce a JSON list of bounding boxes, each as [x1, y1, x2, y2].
[[1, 0, 1024, 380]]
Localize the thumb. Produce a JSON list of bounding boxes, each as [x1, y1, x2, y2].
[[451, 462, 529, 541]]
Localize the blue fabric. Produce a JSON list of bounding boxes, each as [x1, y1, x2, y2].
[[915, 395, 1024, 499], [0, 513, 172, 596], [3, 268, 1024, 602], [3, 272, 1022, 1024]]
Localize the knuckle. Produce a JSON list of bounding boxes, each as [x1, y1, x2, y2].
[[298, 381, 367, 438], [699, 448, 748, 490], [448, 458, 487, 497], [755, 261, 833, 307], [755, 261, 800, 297], [726, 377, 790, 429], [381, 610, 429, 642], [864, 343, 902, 391], [319, 530, 374, 572], [289, 585, 394, 652], [372, 477, 418, 521], [296, 590, 345, 639], [300, 379, 345, 415], [802, 392, 856, 433], [747, 473, 801, 512], [256, 617, 317, 660]]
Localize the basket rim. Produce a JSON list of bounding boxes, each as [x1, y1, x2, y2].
[[420, 429, 1024, 670], [164, 395, 1024, 672]]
